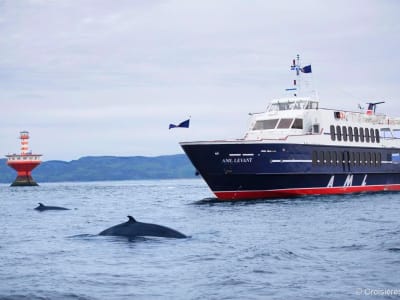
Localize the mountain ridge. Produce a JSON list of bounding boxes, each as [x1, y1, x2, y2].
[[0, 154, 197, 183]]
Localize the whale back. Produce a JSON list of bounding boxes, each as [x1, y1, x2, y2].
[[34, 203, 69, 211], [99, 216, 187, 239]]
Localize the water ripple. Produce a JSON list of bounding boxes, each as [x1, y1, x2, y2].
[[0, 179, 399, 299]]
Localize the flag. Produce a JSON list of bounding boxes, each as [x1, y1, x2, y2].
[[169, 118, 190, 129], [300, 65, 312, 73]]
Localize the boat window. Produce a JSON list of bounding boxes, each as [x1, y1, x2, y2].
[[372, 152, 376, 166], [354, 127, 359, 142], [269, 102, 291, 111], [342, 126, 348, 141], [291, 118, 303, 129], [370, 128, 375, 143], [312, 151, 318, 165], [325, 151, 331, 164], [277, 118, 293, 129], [330, 125, 336, 141], [392, 153, 400, 164], [267, 103, 277, 112], [332, 151, 337, 165], [312, 124, 320, 134], [305, 101, 319, 109], [380, 128, 392, 139], [336, 125, 342, 141], [337, 152, 342, 164], [348, 127, 353, 142], [366, 152, 371, 165], [365, 128, 370, 143], [356, 152, 361, 166], [361, 152, 366, 165], [377, 152, 381, 166], [375, 129, 380, 143], [343, 151, 349, 164], [319, 151, 324, 165], [360, 128, 365, 142], [394, 129, 400, 138], [350, 152, 356, 166], [279, 103, 290, 110], [253, 119, 279, 130]]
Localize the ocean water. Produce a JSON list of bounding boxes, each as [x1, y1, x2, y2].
[[1, 179, 400, 300]]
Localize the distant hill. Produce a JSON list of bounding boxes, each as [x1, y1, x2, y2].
[[0, 154, 197, 183]]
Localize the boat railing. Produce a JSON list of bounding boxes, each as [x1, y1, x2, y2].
[[321, 107, 400, 127]]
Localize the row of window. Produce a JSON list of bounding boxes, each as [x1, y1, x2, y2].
[[253, 118, 303, 130], [330, 125, 380, 143], [312, 151, 382, 167]]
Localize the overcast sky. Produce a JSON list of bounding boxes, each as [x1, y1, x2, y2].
[[1, 0, 399, 161]]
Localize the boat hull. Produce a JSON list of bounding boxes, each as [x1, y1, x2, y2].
[[180, 141, 400, 200]]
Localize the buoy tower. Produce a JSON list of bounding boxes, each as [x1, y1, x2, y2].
[[5, 131, 42, 186]]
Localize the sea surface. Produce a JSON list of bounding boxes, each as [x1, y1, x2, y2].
[[1, 179, 400, 300]]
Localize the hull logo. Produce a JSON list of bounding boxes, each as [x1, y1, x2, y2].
[[327, 175, 335, 188], [361, 174, 367, 186], [343, 174, 354, 187]]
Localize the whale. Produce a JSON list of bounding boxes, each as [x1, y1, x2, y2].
[[34, 203, 70, 211], [99, 216, 187, 239]]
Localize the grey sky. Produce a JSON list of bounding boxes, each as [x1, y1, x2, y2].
[[1, 0, 399, 160]]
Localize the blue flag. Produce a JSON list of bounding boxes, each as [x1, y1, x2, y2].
[[301, 65, 312, 73], [169, 118, 190, 129]]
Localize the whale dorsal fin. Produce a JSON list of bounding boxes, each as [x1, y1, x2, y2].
[[127, 215, 137, 223], [38, 203, 44, 207]]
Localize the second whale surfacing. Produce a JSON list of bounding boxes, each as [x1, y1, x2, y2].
[[99, 216, 187, 239], [34, 203, 70, 211]]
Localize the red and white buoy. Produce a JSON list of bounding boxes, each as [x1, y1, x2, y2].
[[5, 131, 42, 186]]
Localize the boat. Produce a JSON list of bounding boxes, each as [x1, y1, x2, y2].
[[180, 55, 400, 200]]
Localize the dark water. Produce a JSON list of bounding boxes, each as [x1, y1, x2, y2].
[[1, 179, 400, 300]]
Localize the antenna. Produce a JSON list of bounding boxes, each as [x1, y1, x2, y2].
[[288, 54, 314, 98]]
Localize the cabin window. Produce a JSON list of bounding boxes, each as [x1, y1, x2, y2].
[[312, 151, 318, 165], [253, 119, 279, 130], [354, 127, 359, 142], [277, 118, 293, 129], [356, 152, 361, 166], [291, 118, 303, 129], [370, 128, 375, 143], [330, 125, 336, 141], [375, 129, 380, 143], [366, 152, 371, 165], [336, 125, 342, 141], [342, 126, 348, 141], [332, 151, 337, 165], [305, 101, 319, 109], [365, 128, 370, 143], [337, 151, 343, 164], [380, 128, 392, 139], [343, 151, 349, 164], [360, 128, 365, 142], [348, 127, 354, 142], [372, 152, 376, 166], [325, 151, 331, 164], [392, 153, 400, 164], [319, 151, 324, 165], [313, 124, 320, 134]]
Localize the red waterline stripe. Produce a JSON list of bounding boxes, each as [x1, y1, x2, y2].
[[214, 185, 400, 200]]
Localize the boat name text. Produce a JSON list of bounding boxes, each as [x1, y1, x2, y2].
[[222, 158, 253, 164]]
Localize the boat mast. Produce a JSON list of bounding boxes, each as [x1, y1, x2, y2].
[[288, 54, 317, 99]]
